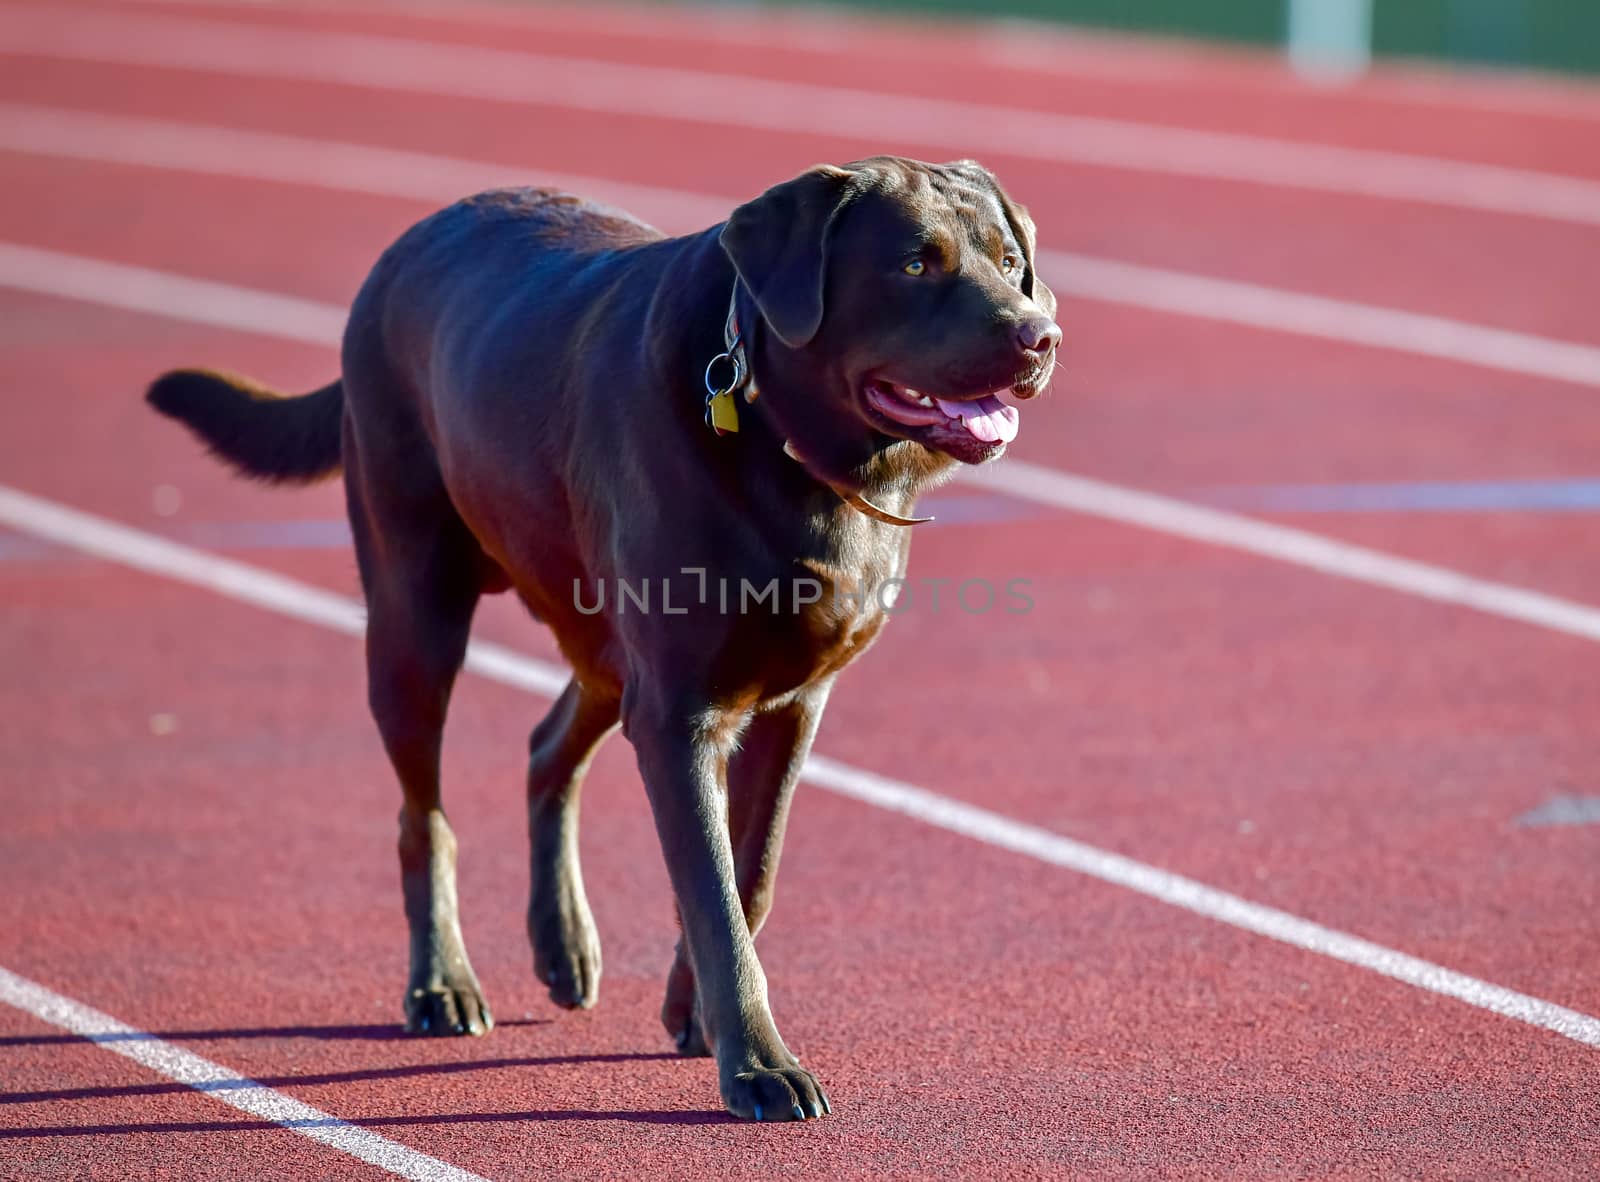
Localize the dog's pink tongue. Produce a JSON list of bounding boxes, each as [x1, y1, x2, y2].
[[934, 395, 1019, 444]]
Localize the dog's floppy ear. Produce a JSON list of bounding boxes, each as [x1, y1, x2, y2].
[[992, 184, 1055, 320], [720, 165, 857, 349]]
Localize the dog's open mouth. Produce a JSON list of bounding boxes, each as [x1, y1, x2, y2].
[[862, 379, 1022, 459]]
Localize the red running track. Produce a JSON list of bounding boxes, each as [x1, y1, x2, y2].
[[2, 2, 1598, 1178]]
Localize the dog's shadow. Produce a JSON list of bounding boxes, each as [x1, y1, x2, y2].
[[0, 1017, 551, 1048], [0, 1019, 734, 1131]]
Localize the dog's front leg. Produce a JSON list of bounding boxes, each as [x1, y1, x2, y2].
[[662, 681, 833, 1058], [626, 690, 829, 1121]]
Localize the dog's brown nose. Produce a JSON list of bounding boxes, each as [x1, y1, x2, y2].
[[1016, 316, 1061, 357]]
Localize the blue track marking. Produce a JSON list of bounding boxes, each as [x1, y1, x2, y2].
[[0, 493, 1047, 563], [1205, 479, 1600, 513], [178, 519, 354, 549], [917, 492, 1050, 525], [0, 530, 55, 560], [1516, 796, 1600, 828]]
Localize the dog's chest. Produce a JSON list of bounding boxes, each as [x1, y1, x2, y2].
[[789, 553, 903, 676]]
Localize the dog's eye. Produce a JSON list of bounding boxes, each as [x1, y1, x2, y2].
[[902, 259, 927, 277], [1001, 254, 1021, 274]]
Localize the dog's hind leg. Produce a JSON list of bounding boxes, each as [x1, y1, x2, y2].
[[658, 682, 832, 1063], [525, 678, 620, 1010], [345, 431, 491, 1038]]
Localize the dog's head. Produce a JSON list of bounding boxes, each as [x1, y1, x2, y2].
[[720, 157, 1059, 472]]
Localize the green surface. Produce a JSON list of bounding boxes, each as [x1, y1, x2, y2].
[[788, 0, 1284, 45], [719, 0, 1600, 74], [1372, 0, 1600, 74]]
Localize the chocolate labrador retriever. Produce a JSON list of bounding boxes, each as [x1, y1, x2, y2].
[[146, 156, 1059, 1121]]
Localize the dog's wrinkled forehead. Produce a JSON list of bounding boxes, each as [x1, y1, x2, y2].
[[844, 157, 1018, 251]]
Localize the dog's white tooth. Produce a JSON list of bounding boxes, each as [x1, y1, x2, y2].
[[916, 395, 934, 407]]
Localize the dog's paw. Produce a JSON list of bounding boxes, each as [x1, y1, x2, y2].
[[404, 981, 493, 1037], [722, 1062, 831, 1122], [528, 897, 602, 1011], [672, 1014, 710, 1059], [659, 946, 711, 1056], [663, 1000, 710, 1058]]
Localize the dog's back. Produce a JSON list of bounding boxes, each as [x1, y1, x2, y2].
[[147, 187, 669, 488]]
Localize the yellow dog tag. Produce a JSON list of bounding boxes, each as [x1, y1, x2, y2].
[[706, 389, 740, 434]]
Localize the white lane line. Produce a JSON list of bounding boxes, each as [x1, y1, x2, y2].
[[102, 0, 1600, 124], [0, 103, 732, 228], [0, 237, 350, 344], [0, 465, 566, 694], [98, 0, 1263, 89], [4, 104, 1600, 388], [1044, 254, 1600, 389], [0, 967, 489, 1182], [5, 6, 1600, 227], [965, 461, 1600, 643], [4, 238, 1600, 648], [799, 758, 1600, 1048], [1, 484, 1598, 1053]]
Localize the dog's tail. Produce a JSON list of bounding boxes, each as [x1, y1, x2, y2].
[[146, 369, 345, 484]]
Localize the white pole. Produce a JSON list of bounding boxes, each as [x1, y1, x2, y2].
[[1286, 0, 1374, 82]]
